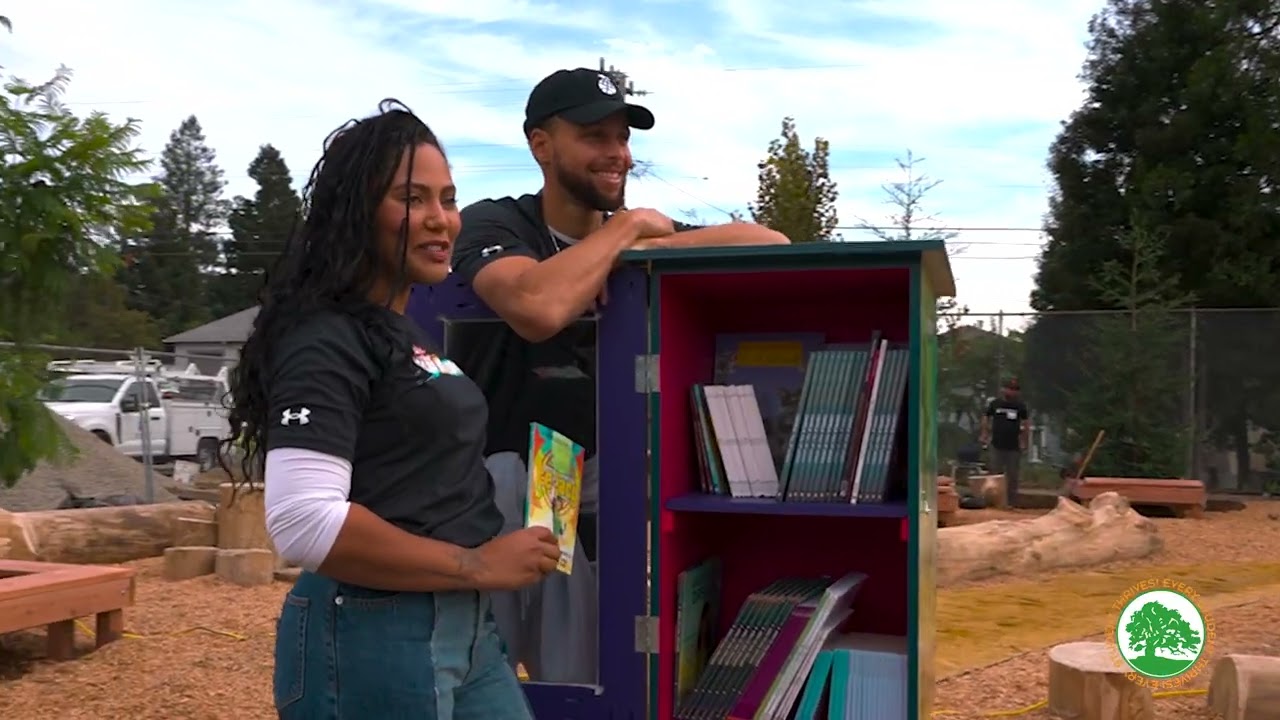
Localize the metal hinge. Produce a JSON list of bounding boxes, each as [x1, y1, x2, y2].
[[634, 354, 659, 393], [634, 615, 659, 654]]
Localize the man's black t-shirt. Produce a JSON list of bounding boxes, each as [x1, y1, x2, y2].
[[449, 191, 697, 464], [263, 308, 504, 549], [985, 397, 1029, 452]]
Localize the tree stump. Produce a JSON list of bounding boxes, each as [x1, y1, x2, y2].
[[1207, 654, 1280, 720], [172, 516, 218, 547], [1048, 641, 1154, 720], [215, 548, 276, 587], [937, 476, 960, 526], [937, 492, 1162, 586], [216, 483, 272, 551], [967, 473, 1007, 509], [162, 546, 218, 580]]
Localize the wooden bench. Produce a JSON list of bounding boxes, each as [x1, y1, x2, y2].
[[0, 559, 136, 660], [1072, 477, 1208, 517]]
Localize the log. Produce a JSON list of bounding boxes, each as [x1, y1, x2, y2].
[[172, 516, 218, 547], [1207, 654, 1280, 720], [163, 546, 218, 580], [0, 501, 217, 564], [937, 492, 1162, 587], [1048, 641, 1154, 720], [216, 483, 273, 552], [215, 548, 275, 587]]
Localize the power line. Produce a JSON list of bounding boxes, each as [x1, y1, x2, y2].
[[60, 63, 877, 107]]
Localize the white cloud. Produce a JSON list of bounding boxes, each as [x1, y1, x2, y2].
[[2, 0, 1105, 317]]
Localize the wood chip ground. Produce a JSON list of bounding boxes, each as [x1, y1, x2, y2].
[[1, 500, 1278, 719]]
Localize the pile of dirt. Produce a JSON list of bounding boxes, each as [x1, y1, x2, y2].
[[0, 413, 176, 511]]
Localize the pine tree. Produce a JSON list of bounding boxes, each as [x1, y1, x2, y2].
[[123, 115, 228, 337], [855, 150, 968, 319], [211, 144, 301, 315], [748, 117, 839, 243], [1065, 222, 1195, 477]]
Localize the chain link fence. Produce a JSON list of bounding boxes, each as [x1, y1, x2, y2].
[[936, 308, 1280, 495]]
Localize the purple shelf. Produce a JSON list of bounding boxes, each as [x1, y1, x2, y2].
[[664, 493, 909, 517]]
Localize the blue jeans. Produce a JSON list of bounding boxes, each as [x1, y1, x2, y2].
[[274, 571, 534, 720]]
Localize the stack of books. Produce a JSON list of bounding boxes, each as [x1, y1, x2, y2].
[[692, 332, 909, 504], [672, 569, 906, 719]]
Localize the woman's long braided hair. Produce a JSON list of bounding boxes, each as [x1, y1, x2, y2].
[[219, 99, 443, 487]]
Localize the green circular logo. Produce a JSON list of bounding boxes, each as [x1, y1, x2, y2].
[[1113, 588, 1207, 679]]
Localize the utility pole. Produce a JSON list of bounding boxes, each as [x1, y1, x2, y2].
[[598, 57, 650, 98], [597, 58, 653, 181]]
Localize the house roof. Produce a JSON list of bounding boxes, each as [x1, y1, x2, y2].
[[164, 306, 259, 345]]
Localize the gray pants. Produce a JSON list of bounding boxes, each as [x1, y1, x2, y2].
[[484, 452, 598, 686], [990, 448, 1021, 505]]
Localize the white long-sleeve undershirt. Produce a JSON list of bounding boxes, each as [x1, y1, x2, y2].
[[263, 447, 352, 572]]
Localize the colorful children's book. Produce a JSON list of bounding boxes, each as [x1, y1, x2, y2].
[[525, 422, 585, 574], [674, 557, 723, 705]]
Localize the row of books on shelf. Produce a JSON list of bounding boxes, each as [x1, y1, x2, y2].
[[674, 559, 907, 720], [692, 331, 909, 505]]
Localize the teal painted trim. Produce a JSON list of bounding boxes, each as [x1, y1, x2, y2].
[[645, 265, 662, 720], [627, 249, 927, 276], [619, 239, 946, 265], [906, 263, 922, 717]]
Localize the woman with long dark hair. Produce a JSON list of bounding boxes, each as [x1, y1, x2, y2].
[[221, 100, 559, 719]]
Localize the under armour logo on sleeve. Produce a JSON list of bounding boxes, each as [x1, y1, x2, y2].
[[281, 407, 311, 426]]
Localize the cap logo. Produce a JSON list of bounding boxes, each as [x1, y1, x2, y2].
[[597, 73, 619, 96]]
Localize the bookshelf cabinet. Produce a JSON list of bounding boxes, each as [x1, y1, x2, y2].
[[407, 240, 954, 720]]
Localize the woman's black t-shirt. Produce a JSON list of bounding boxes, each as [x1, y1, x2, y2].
[[262, 308, 504, 549]]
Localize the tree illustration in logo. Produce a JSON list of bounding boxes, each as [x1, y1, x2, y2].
[[1123, 599, 1203, 677]]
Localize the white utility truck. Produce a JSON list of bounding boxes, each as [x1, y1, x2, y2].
[[39, 359, 233, 471]]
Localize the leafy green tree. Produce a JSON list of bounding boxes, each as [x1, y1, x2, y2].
[[209, 143, 301, 317], [121, 115, 228, 337], [748, 116, 839, 243], [0, 67, 153, 486], [50, 272, 162, 350], [1026, 0, 1280, 484]]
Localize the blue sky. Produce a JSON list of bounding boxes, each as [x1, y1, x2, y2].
[[4, 0, 1105, 320]]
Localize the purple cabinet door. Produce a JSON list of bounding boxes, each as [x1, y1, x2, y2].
[[406, 268, 650, 720]]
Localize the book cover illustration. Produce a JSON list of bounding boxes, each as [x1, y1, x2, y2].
[[713, 332, 825, 471], [674, 557, 723, 704], [525, 421, 585, 574]]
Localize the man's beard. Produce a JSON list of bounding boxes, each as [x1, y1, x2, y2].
[[554, 162, 625, 212]]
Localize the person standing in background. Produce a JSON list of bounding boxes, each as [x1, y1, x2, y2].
[[980, 377, 1030, 507]]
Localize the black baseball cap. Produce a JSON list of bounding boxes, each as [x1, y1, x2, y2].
[[523, 67, 656, 136]]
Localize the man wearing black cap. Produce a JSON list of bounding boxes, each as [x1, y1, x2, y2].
[[980, 378, 1030, 506], [447, 67, 787, 686]]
